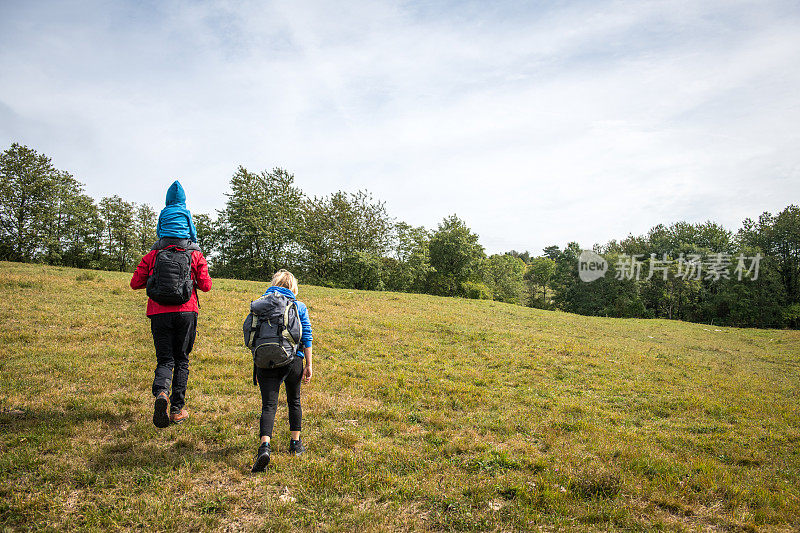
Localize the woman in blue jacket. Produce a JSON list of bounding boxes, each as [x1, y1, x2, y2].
[[252, 269, 313, 472]]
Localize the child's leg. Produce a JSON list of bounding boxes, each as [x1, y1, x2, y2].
[[169, 312, 197, 412], [150, 313, 176, 396], [284, 356, 304, 438], [257, 366, 291, 441]]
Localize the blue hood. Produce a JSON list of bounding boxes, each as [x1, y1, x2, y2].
[[156, 180, 197, 243], [165, 180, 187, 206], [262, 286, 296, 300]]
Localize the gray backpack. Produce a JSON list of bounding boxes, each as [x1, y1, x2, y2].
[[243, 292, 302, 383]]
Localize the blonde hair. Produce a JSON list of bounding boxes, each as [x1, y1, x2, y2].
[[271, 269, 299, 295]]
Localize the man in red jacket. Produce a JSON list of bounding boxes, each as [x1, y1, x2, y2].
[[130, 237, 213, 428]]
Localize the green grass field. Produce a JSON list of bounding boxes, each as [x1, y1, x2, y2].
[[1, 261, 799, 531]]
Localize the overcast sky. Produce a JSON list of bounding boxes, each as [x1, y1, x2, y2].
[[1, 0, 798, 254]]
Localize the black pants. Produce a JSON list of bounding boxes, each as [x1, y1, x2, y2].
[[150, 311, 197, 412], [257, 356, 303, 438]]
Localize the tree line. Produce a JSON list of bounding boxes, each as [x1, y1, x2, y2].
[[530, 211, 799, 329], [0, 144, 157, 271], [1, 142, 797, 328]]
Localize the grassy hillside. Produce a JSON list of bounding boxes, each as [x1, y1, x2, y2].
[[1, 261, 799, 532]]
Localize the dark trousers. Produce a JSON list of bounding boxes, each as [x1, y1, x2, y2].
[[257, 356, 303, 438], [150, 311, 197, 412]]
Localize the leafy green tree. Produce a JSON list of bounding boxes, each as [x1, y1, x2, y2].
[[548, 244, 646, 318], [335, 190, 392, 258], [740, 206, 800, 305], [482, 253, 526, 303], [211, 210, 234, 277], [736, 205, 799, 326], [427, 215, 484, 296], [524, 256, 556, 308], [0, 143, 104, 268], [134, 203, 157, 259], [506, 249, 531, 263], [192, 211, 233, 276], [62, 193, 104, 269], [340, 251, 384, 290], [695, 221, 734, 254], [99, 195, 136, 271], [707, 245, 786, 327], [0, 143, 57, 261], [383, 222, 431, 292], [300, 196, 336, 283], [543, 245, 561, 260], [638, 259, 700, 320], [193, 211, 231, 273], [772, 205, 800, 306], [40, 170, 93, 265], [605, 220, 738, 322], [461, 280, 492, 300], [193, 213, 214, 255], [223, 166, 304, 280], [300, 190, 392, 286]]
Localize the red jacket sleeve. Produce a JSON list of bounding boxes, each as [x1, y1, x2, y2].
[[192, 251, 212, 292], [130, 251, 156, 290]]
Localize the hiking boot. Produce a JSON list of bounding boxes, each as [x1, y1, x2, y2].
[[289, 439, 306, 455], [152, 391, 170, 429], [170, 409, 189, 424], [251, 442, 270, 473]]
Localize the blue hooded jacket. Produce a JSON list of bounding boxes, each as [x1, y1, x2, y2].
[[156, 181, 197, 243]]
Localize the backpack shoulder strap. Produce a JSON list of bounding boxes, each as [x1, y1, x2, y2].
[[294, 302, 303, 346], [281, 301, 298, 345], [149, 247, 167, 274], [247, 312, 259, 347]]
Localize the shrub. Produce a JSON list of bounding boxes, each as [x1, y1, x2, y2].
[[462, 281, 492, 300]]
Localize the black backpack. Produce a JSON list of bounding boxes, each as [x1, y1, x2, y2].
[[146, 244, 195, 305], [243, 292, 302, 381]]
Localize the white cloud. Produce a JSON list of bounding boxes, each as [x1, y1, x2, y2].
[[1, 0, 798, 254]]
